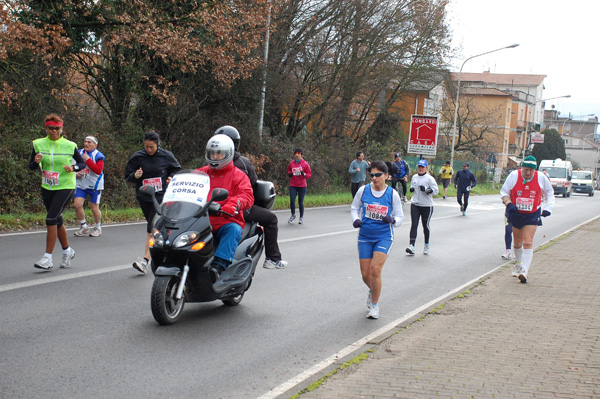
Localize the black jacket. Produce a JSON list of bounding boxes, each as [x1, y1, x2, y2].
[[233, 152, 258, 191], [124, 148, 181, 202]]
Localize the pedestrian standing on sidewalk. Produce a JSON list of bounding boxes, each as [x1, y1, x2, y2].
[[124, 130, 181, 274], [391, 153, 410, 201], [500, 155, 554, 283], [438, 160, 453, 199], [28, 114, 86, 271], [349, 151, 370, 198], [351, 161, 403, 319], [73, 136, 105, 237], [287, 148, 311, 224], [454, 162, 477, 216], [214, 126, 288, 270], [406, 159, 438, 256]]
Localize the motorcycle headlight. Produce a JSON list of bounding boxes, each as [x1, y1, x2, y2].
[[149, 229, 165, 248], [173, 231, 200, 248]]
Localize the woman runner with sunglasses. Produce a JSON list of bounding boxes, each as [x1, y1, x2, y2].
[[28, 114, 86, 271], [351, 161, 404, 319]]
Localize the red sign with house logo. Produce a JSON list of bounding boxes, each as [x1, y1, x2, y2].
[[407, 115, 439, 156]]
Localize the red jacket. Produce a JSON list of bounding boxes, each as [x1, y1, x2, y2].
[[197, 162, 254, 231], [288, 158, 312, 187]]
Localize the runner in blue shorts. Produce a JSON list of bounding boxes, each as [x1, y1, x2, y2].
[[73, 136, 105, 237], [351, 161, 404, 319]]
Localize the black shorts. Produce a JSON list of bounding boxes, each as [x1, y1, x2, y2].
[[511, 208, 542, 229], [139, 200, 157, 233], [41, 188, 74, 227]]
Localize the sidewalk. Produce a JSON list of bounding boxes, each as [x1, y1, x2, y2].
[[295, 218, 600, 399]]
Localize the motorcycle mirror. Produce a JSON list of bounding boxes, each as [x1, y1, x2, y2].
[[139, 184, 156, 197], [211, 188, 229, 202]]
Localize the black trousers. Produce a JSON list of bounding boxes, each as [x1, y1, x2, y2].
[[409, 204, 433, 245], [244, 205, 282, 262], [41, 188, 74, 227], [392, 178, 407, 197], [457, 190, 471, 211], [351, 182, 365, 198]]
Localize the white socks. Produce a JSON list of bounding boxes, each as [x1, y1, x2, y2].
[[514, 246, 523, 262], [521, 249, 533, 274]]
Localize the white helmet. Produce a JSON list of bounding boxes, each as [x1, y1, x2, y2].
[[205, 135, 235, 170]]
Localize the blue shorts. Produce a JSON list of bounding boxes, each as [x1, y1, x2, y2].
[[511, 208, 541, 229], [357, 239, 393, 259], [75, 188, 102, 204]]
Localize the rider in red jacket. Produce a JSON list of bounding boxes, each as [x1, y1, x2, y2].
[[196, 135, 254, 282]]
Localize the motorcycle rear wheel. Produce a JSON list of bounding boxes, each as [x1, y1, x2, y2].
[[151, 275, 185, 325], [222, 294, 244, 306]]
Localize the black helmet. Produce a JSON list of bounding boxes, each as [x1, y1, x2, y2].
[[214, 125, 241, 151]]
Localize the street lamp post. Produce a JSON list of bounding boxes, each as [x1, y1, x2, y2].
[[450, 44, 519, 168]]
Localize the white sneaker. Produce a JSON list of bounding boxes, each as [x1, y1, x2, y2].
[[423, 244, 430, 255], [367, 304, 379, 319], [518, 272, 528, 283], [263, 258, 288, 269], [405, 245, 415, 255], [132, 258, 148, 274], [60, 248, 76, 268], [288, 215, 296, 223], [367, 291, 372, 309], [74, 225, 90, 237], [299, 217, 304, 224], [89, 227, 102, 237], [34, 256, 53, 270], [512, 262, 523, 277]]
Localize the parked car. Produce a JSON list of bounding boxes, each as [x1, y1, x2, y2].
[[571, 170, 594, 196]]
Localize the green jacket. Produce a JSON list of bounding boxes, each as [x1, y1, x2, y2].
[[33, 136, 78, 190]]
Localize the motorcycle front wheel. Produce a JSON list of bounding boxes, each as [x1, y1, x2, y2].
[[151, 275, 185, 325]]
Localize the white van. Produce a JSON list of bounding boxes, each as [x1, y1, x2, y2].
[[539, 159, 573, 198], [572, 170, 595, 196]]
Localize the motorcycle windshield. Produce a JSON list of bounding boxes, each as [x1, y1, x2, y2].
[[160, 172, 211, 220]]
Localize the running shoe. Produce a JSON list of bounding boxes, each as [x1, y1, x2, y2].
[[132, 258, 148, 274], [512, 262, 523, 277], [34, 256, 53, 271], [263, 258, 288, 269], [299, 217, 304, 224], [74, 225, 90, 237], [367, 304, 379, 319], [288, 215, 296, 223], [423, 244, 430, 255], [60, 248, 76, 268], [462, 211, 466, 216], [518, 272, 528, 283], [367, 291, 372, 309], [443, 195, 447, 199], [501, 250, 514, 260], [89, 227, 102, 237], [460, 205, 464, 213], [405, 245, 415, 255]]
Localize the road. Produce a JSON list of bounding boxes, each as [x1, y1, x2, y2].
[[1, 193, 599, 399]]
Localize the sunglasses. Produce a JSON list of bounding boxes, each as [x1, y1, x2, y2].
[[46, 126, 62, 131], [370, 172, 384, 178]]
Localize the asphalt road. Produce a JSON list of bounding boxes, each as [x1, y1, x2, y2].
[[1, 192, 599, 399]]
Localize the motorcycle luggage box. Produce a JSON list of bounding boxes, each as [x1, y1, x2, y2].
[[254, 180, 276, 209]]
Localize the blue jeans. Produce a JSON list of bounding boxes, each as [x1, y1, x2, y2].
[[289, 186, 307, 217], [213, 223, 243, 267]]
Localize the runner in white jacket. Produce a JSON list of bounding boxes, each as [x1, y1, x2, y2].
[[406, 159, 438, 255]]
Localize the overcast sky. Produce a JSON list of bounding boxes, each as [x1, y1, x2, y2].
[[447, 0, 598, 120]]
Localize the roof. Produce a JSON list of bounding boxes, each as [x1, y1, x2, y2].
[[452, 71, 546, 86], [461, 87, 512, 96]]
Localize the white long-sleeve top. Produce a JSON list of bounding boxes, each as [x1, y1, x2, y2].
[[350, 184, 404, 227], [409, 173, 439, 207], [500, 170, 555, 213]]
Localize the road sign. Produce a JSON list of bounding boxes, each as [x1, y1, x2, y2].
[[407, 115, 439, 156], [531, 132, 545, 143]]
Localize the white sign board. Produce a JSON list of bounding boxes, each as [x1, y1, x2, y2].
[[162, 172, 210, 205]]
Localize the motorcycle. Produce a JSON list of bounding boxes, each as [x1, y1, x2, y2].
[[139, 170, 275, 325]]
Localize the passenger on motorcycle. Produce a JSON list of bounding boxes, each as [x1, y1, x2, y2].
[[197, 135, 254, 283]]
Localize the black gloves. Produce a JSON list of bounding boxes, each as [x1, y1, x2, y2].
[[382, 215, 394, 224], [426, 188, 433, 195], [409, 187, 415, 192], [353, 219, 362, 228]]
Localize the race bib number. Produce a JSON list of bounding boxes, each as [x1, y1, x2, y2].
[[143, 177, 163, 192], [292, 167, 303, 176], [515, 197, 534, 212], [42, 170, 59, 186], [79, 168, 90, 177], [365, 204, 388, 221], [162, 173, 210, 205]]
